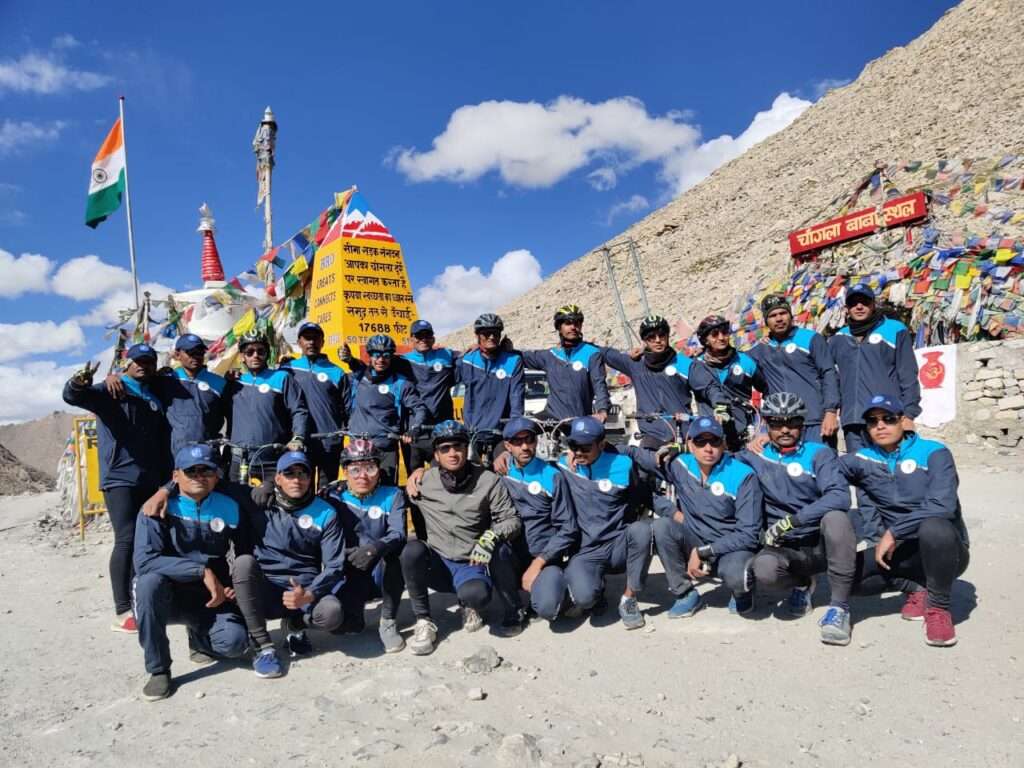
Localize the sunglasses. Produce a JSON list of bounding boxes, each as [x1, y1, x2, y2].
[[346, 463, 380, 478], [243, 347, 268, 357], [865, 413, 900, 427], [436, 442, 468, 454], [281, 467, 310, 479], [477, 330, 501, 338], [706, 328, 730, 338], [413, 333, 434, 341], [369, 351, 392, 358], [766, 418, 805, 430], [641, 331, 668, 341], [507, 434, 537, 446], [691, 436, 724, 448], [182, 466, 217, 478], [568, 441, 595, 452]]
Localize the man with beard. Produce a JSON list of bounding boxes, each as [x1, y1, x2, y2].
[[457, 314, 525, 436]]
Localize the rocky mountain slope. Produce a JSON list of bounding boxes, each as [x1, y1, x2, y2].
[[0, 412, 74, 481]]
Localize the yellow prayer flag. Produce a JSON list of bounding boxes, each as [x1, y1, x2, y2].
[[995, 248, 1014, 264], [232, 308, 256, 337], [954, 274, 973, 290]]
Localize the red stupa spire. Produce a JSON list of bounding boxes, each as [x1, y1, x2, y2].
[[197, 203, 226, 285]]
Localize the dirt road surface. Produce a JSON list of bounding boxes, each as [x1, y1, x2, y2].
[[1, 448, 1021, 767]]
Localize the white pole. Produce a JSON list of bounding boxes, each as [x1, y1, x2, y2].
[[118, 96, 141, 311], [264, 170, 273, 252]]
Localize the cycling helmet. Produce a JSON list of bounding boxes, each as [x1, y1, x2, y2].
[[696, 314, 731, 344], [760, 293, 791, 316], [238, 329, 269, 350], [341, 438, 381, 465], [553, 304, 584, 329], [473, 313, 504, 334], [366, 334, 396, 354], [431, 419, 470, 446], [761, 392, 808, 421], [638, 315, 670, 339]]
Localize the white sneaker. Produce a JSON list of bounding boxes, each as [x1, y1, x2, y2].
[[461, 606, 484, 633], [410, 618, 438, 656]]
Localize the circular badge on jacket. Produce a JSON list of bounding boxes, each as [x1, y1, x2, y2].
[[786, 462, 804, 478], [495, 369, 507, 380], [368, 505, 384, 520], [785, 343, 797, 354], [378, 384, 390, 395], [731, 364, 744, 377], [900, 459, 917, 474], [432, 362, 444, 372], [598, 478, 613, 493], [210, 517, 226, 533], [528, 481, 542, 495], [317, 372, 329, 383], [710, 481, 725, 496], [148, 400, 159, 411], [298, 514, 314, 529], [665, 365, 677, 377], [258, 383, 271, 394], [572, 361, 584, 372], [197, 381, 210, 392], [868, 333, 882, 345]]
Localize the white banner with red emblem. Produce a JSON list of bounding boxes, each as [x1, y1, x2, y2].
[[914, 344, 957, 427]]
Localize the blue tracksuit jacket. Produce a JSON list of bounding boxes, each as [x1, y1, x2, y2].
[[747, 326, 840, 426], [400, 348, 459, 423], [697, 349, 765, 434], [347, 369, 427, 450], [225, 367, 309, 447], [333, 484, 407, 555], [502, 456, 579, 562], [457, 349, 525, 431], [279, 355, 350, 450], [521, 341, 610, 420], [557, 447, 645, 550], [829, 317, 922, 427], [152, 367, 227, 454]]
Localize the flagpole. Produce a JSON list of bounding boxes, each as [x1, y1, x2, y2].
[[119, 96, 141, 311]]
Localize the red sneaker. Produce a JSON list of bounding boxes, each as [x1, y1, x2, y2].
[[111, 614, 137, 633], [923, 607, 957, 647], [900, 590, 927, 621]]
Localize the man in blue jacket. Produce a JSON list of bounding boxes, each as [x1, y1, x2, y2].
[[748, 295, 840, 446], [225, 331, 308, 482], [829, 285, 921, 453], [695, 315, 765, 451], [737, 393, 857, 646], [643, 417, 761, 618], [63, 343, 173, 633], [279, 322, 351, 487], [330, 440, 408, 653], [457, 314, 525, 434], [560, 417, 653, 630], [231, 451, 347, 678], [493, 417, 579, 623], [132, 444, 249, 700], [840, 395, 969, 648], [516, 305, 610, 422]]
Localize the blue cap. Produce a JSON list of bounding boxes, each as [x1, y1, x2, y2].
[[502, 417, 540, 440], [276, 451, 311, 473], [862, 394, 904, 418], [568, 416, 605, 444], [174, 443, 219, 470], [846, 284, 875, 304], [410, 320, 434, 336], [298, 321, 324, 336], [687, 417, 724, 440], [174, 333, 206, 352], [127, 343, 157, 361]]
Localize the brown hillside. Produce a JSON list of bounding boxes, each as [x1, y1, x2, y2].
[[0, 412, 74, 480]]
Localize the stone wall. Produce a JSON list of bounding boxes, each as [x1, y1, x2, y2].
[[956, 339, 1024, 449]]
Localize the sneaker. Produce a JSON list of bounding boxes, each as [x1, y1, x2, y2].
[[111, 613, 137, 633], [461, 606, 484, 633], [618, 596, 645, 630], [923, 607, 957, 647], [409, 618, 438, 656], [335, 612, 366, 635], [667, 591, 703, 619], [286, 630, 313, 657], [787, 577, 815, 618], [187, 630, 216, 666], [901, 590, 927, 621], [142, 673, 171, 701], [378, 619, 406, 653], [497, 609, 528, 638], [253, 648, 284, 678], [818, 606, 852, 646], [729, 592, 755, 615]]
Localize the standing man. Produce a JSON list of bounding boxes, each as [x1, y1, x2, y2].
[[516, 305, 610, 422], [829, 285, 921, 453], [747, 294, 840, 446], [643, 417, 761, 618], [226, 330, 308, 482], [400, 421, 523, 654], [695, 315, 764, 451], [737, 393, 857, 646], [458, 314, 525, 433], [132, 444, 250, 700], [840, 395, 969, 647], [603, 315, 729, 449], [559, 417, 653, 630], [347, 333, 428, 485], [399, 320, 459, 471], [279, 322, 351, 487], [63, 344, 173, 633]]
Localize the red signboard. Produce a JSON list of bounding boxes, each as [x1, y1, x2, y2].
[[788, 191, 928, 256]]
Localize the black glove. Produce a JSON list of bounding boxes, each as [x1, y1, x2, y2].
[[469, 530, 498, 565], [761, 515, 795, 547], [347, 541, 381, 571], [251, 482, 275, 509], [655, 442, 681, 466], [696, 544, 714, 561]]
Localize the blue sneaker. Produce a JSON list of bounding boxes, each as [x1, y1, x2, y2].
[[819, 606, 852, 646], [787, 577, 815, 617], [618, 596, 645, 630], [667, 591, 703, 619], [728, 592, 754, 615], [253, 648, 283, 679]]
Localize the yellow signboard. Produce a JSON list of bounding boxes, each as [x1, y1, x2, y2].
[[73, 416, 107, 539]]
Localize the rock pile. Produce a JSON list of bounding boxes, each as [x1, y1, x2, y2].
[[0, 443, 54, 496], [960, 340, 1024, 448]]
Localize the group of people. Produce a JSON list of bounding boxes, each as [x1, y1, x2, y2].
[[64, 289, 970, 702]]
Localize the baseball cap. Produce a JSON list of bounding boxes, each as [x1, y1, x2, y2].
[[502, 416, 540, 440], [174, 443, 219, 470], [297, 321, 324, 337], [568, 416, 605, 444], [276, 451, 312, 473], [175, 333, 206, 352], [687, 417, 725, 441], [127, 343, 157, 361], [862, 394, 904, 418], [410, 320, 434, 336], [846, 284, 876, 305]]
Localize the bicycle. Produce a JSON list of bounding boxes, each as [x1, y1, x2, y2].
[[203, 438, 286, 487], [627, 412, 690, 446], [522, 416, 576, 462]]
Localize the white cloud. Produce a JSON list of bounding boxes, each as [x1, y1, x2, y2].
[[0, 51, 110, 95], [0, 119, 66, 155], [51, 34, 80, 51], [0, 320, 85, 363], [813, 77, 851, 98], [51, 254, 135, 300], [605, 194, 650, 225], [74, 281, 175, 327], [0, 360, 81, 423], [587, 167, 618, 191], [416, 249, 543, 336], [0, 249, 54, 296]]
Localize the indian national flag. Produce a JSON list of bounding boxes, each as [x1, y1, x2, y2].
[[85, 118, 126, 229]]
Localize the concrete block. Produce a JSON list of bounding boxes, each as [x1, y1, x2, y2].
[[974, 368, 1004, 381], [997, 395, 1024, 410]]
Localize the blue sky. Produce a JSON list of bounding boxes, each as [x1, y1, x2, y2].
[[0, 0, 958, 421]]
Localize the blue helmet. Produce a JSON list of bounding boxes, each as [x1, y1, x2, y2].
[[432, 420, 469, 447], [366, 334, 396, 354]]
